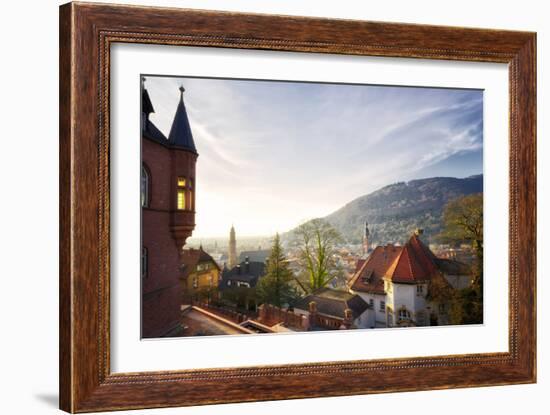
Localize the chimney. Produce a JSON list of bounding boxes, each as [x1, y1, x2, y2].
[[237, 264, 241, 274], [415, 228, 424, 236], [245, 256, 250, 273]]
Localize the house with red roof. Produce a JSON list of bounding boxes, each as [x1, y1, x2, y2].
[[348, 229, 472, 328]]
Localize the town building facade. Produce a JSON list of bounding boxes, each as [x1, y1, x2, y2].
[[141, 81, 198, 338], [349, 230, 471, 328], [293, 288, 371, 330], [181, 247, 221, 303]]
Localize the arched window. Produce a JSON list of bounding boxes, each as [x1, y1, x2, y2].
[[141, 165, 150, 207], [398, 308, 411, 321], [141, 247, 148, 278]]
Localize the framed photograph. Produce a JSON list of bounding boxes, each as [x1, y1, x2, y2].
[[59, 2, 536, 412]]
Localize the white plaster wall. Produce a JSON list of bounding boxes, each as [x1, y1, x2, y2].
[[354, 291, 387, 327], [389, 283, 417, 319]]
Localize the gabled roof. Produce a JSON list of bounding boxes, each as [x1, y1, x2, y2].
[[168, 86, 197, 153], [181, 248, 220, 279], [434, 257, 472, 275], [142, 85, 169, 144], [141, 85, 198, 154], [294, 288, 369, 320], [221, 261, 266, 287], [350, 233, 471, 292], [354, 259, 366, 273], [238, 250, 270, 264], [349, 245, 402, 294], [385, 234, 439, 283], [142, 88, 155, 116], [142, 119, 168, 144]]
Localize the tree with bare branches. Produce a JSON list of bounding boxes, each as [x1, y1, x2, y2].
[[293, 218, 343, 292]]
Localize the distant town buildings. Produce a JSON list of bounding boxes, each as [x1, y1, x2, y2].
[[141, 81, 475, 338]]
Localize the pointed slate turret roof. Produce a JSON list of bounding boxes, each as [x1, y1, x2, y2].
[[168, 86, 197, 153]]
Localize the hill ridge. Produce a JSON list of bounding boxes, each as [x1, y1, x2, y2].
[[291, 175, 483, 246]]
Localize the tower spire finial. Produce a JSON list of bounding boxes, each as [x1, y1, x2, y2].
[[179, 85, 185, 99]]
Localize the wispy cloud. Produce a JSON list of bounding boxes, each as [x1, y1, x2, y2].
[[144, 77, 483, 237]]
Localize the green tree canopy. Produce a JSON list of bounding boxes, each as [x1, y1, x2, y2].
[[256, 233, 298, 308], [440, 193, 483, 289], [439, 193, 483, 325], [294, 218, 343, 291], [440, 193, 483, 250]]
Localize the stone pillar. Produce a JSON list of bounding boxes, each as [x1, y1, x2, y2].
[[258, 304, 265, 321], [308, 301, 317, 328], [341, 308, 354, 329]]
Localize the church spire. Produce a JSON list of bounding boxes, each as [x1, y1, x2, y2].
[[168, 84, 197, 153], [228, 225, 237, 269], [363, 220, 370, 256]]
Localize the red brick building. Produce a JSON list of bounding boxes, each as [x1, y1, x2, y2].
[[141, 81, 198, 338]]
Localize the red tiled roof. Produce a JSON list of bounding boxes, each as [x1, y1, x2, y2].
[[349, 234, 443, 292], [349, 245, 402, 294], [354, 259, 366, 273]]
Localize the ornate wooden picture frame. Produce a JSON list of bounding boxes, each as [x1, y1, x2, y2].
[[59, 2, 536, 412]]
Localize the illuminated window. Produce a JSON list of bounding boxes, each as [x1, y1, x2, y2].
[[189, 179, 194, 211], [141, 166, 149, 207], [177, 176, 193, 210], [177, 190, 186, 210]]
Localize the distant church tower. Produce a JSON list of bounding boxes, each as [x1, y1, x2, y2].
[[228, 225, 237, 268], [363, 221, 370, 255]]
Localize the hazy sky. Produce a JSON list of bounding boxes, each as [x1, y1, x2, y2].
[[144, 76, 483, 238]]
